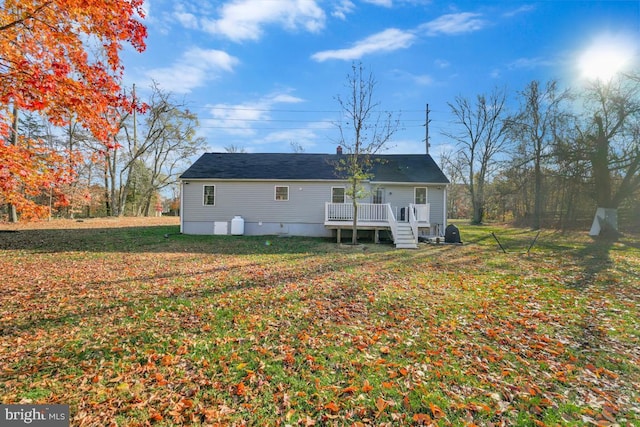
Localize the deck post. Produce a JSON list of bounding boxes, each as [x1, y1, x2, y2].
[[374, 229, 379, 244], [336, 228, 341, 243]]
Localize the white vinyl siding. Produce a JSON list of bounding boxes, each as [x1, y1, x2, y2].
[[184, 181, 345, 223], [275, 186, 289, 201], [371, 184, 445, 226], [203, 185, 215, 206], [182, 180, 447, 233]]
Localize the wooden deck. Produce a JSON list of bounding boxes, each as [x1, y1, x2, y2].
[[324, 203, 431, 248]]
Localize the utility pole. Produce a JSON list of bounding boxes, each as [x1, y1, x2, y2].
[[424, 103, 431, 154], [132, 83, 138, 151]]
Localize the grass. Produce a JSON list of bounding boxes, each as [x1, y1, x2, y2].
[[0, 219, 638, 426]]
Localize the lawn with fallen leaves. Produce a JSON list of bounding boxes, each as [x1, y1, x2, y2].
[[1, 217, 638, 426]]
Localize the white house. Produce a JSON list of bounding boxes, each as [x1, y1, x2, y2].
[[178, 150, 449, 248]]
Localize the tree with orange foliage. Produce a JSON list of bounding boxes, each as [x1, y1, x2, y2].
[[0, 0, 147, 220]]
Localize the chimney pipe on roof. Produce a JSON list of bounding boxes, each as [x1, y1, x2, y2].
[[336, 145, 342, 155]]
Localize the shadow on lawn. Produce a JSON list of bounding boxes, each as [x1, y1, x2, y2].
[[0, 225, 381, 255], [565, 236, 618, 290]]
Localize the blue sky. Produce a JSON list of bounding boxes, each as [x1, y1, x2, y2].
[[122, 1, 640, 158]]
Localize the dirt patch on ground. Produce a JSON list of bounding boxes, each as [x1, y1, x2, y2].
[[0, 216, 180, 231]]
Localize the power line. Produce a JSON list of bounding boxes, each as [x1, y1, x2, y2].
[[184, 104, 451, 133], [204, 107, 340, 113], [187, 104, 444, 114], [200, 117, 427, 123], [198, 123, 429, 130]]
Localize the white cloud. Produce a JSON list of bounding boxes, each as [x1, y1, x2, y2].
[[208, 105, 266, 137], [144, 48, 239, 94], [420, 12, 487, 36], [363, 0, 393, 7], [263, 128, 320, 146], [502, 5, 536, 18], [175, 9, 199, 29], [206, 92, 305, 137], [269, 93, 303, 104], [508, 56, 554, 70], [312, 28, 416, 61], [486, 56, 554, 81], [312, 12, 485, 64], [391, 68, 434, 86], [201, 0, 325, 42], [411, 74, 434, 86], [331, 0, 355, 20]]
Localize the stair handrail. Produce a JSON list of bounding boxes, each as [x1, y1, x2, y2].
[[408, 203, 418, 245], [386, 204, 398, 243]]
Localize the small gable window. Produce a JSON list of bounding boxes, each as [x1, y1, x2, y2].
[[275, 186, 289, 201], [203, 185, 215, 206]]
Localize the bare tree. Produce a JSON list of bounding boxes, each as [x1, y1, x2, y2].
[[103, 82, 206, 216], [334, 62, 400, 244], [137, 91, 206, 216], [443, 87, 509, 224], [289, 141, 305, 153], [439, 149, 468, 219], [506, 80, 572, 229], [224, 144, 246, 153], [575, 74, 640, 234]]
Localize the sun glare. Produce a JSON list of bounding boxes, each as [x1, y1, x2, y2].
[[578, 33, 637, 82]]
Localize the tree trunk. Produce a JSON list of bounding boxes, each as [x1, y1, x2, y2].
[[103, 159, 111, 216], [533, 157, 543, 229], [472, 200, 484, 224], [472, 176, 484, 224], [589, 207, 618, 237], [8, 105, 19, 222], [351, 200, 358, 245], [588, 118, 620, 235], [591, 117, 614, 208]]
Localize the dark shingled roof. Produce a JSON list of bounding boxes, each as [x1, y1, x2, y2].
[[179, 153, 449, 184]]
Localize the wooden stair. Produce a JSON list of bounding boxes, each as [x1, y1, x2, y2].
[[394, 223, 417, 249]]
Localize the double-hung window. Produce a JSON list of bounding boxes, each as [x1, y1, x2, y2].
[[203, 185, 215, 206], [275, 186, 289, 201], [414, 187, 427, 205], [373, 187, 384, 204], [332, 187, 345, 203]]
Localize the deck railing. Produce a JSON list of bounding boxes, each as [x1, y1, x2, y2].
[[408, 203, 418, 241], [386, 204, 398, 240], [325, 203, 389, 223], [326, 203, 430, 224], [413, 204, 430, 223]]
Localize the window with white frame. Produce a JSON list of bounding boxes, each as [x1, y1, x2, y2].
[[275, 186, 289, 201], [203, 185, 215, 206], [332, 187, 345, 203], [373, 187, 385, 204], [414, 187, 427, 204]]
